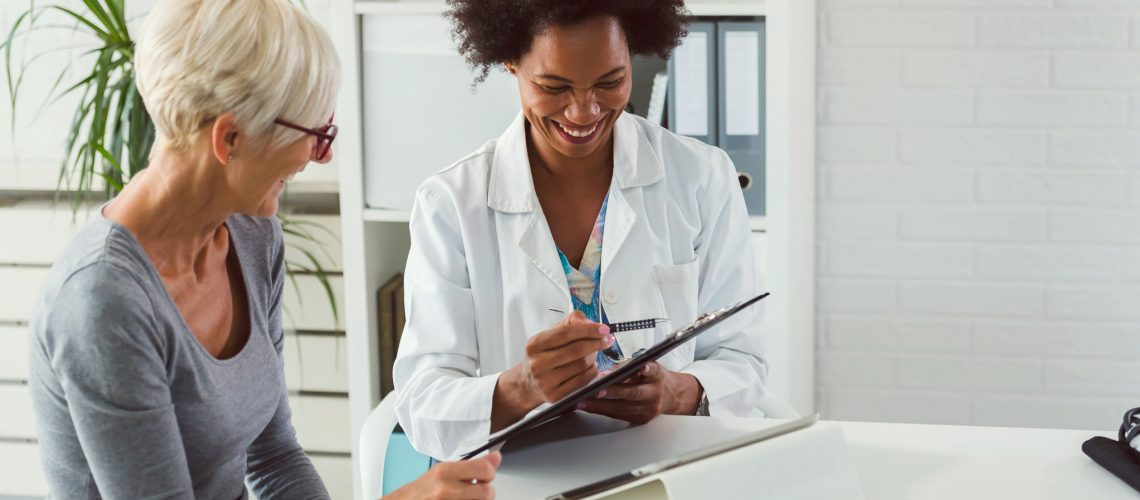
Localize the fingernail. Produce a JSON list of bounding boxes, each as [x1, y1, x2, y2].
[[606, 334, 615, 345], [597, 390, 607, 398], [598, 325, 610, 335], [643, 365, 651, 373], [577, 402, 586, 410]]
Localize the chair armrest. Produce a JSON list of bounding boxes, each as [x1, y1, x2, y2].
[[359, 392, 400, 500]]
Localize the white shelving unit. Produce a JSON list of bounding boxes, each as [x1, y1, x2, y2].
[[332, 1, 815, 498]]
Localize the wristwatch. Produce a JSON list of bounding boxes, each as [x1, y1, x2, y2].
[[695, 392, 710, 416]]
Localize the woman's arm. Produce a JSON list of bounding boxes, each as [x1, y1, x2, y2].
[[31, 264, 196, 499], [682, 149, 768, 415], [393, 184, 504, 461], [246, 220, 328, 498]]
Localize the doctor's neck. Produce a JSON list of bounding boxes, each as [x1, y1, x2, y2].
[[525, 120, 614, 186]]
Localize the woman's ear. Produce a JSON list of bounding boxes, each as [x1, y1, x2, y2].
[[210, 113, 240, 165], [504, 62, 518, 76]]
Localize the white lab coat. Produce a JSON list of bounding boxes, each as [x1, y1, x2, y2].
[[393, 112, 767, 460]]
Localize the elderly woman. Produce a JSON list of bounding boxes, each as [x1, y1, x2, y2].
[[394, 0, 767, 461], [27, 0, 499, 498]]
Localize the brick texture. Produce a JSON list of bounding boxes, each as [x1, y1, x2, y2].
[[819, 0, 1140, 431]]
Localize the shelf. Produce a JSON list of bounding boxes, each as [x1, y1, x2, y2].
[[688, 1, 767, 17], [355, 1, 446, 15], [362, 208, 412, 222], [355, 0, 766, 17]]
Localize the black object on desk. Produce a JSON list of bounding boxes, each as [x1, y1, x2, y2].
[[1083, 406, 1140, 494], [461, 293, 770, 460]]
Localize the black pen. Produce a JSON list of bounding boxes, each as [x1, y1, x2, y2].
[[546, 308, 669, 333]]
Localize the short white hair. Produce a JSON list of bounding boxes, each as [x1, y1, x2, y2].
[[135, 0, 341, 152]]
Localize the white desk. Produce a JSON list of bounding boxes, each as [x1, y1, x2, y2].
[[841, 420, 1135, 500], [492, 414, 1136, 499]]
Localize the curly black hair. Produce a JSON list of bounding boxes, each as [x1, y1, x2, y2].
[[446, 0, 689, 82]]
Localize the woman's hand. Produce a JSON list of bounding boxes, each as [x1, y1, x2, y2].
[[491, 311, 614, 431], [384, 451, 502, 500], [578, 362, 702, 425]]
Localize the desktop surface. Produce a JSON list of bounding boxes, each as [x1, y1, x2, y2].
[[490, 412, 1134, 499]]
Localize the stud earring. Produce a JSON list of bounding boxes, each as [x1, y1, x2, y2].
[[227, 154, 234, 161]]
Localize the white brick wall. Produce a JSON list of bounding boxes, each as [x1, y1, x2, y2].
[[819, 0, 1140, 431]]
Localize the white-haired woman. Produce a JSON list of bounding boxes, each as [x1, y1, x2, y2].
[[27, 0, 499, 498]]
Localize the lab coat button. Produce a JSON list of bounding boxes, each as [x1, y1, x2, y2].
[[604, 289, 619, 304]]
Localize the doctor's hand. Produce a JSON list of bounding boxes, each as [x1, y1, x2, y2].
[[491, 311, 614, 431], [578, 362, 703, 425], [383, 451, 501, 500]]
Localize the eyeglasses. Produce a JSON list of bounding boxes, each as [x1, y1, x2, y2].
[[274, 114, 337, 160]]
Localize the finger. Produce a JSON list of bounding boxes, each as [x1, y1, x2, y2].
[[550, 364, 599, 400], [597, 382, 652, 402], [438, 457, 497, 484], [484, 451, 503, 470], [455, 482, 495, 500], [562, 310, 588, 325], [532, 357, 595, 399], [541, 355, 595, 386], [530, 335, 612, 371], [528, 322, 610, 354], [578, 399, 657, 424]]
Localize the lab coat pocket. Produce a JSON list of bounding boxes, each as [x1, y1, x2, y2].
[[652, 257, 700, 329]]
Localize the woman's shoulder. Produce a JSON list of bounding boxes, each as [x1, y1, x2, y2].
[[416, 139, 498, 207], [32, 222, 162, 348], [627, 114, 737, 190], [48, 217, 153, 292]]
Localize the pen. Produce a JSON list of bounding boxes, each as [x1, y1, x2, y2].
[[546, 308, 669, 333]]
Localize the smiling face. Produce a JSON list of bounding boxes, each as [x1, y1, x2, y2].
[[509, 16, 633, 164], [221, 118, 334, 218]]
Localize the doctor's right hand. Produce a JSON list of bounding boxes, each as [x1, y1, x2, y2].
[[492, 311, 614, 431], [522, 311, 615, 403]]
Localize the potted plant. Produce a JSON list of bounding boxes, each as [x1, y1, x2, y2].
[[3, 0, 339, 328]]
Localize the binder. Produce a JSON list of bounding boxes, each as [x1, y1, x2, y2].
[[717, 20, 767, 216], [377, 273, 404, 396], [667, 22, 717, 145]]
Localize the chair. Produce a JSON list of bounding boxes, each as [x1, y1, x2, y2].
[[358, 392, 431, 500]]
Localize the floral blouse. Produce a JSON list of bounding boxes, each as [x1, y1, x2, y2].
[[556, 195, 624, 372]]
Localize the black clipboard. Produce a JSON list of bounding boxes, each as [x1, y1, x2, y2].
[[460, 293, 770, 460]]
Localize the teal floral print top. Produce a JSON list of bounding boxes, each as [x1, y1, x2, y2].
[[556, 195, 624, 371]]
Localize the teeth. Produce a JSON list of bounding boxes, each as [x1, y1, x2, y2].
[[558, 122, 598, 138]]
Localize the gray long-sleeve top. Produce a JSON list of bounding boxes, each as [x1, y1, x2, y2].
[[28, 212, 329, 499]]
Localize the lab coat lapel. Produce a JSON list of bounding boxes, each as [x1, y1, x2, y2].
[[488, 113, 571, 306], [518, 212, 572, 304], [601, 113, 664, 280]]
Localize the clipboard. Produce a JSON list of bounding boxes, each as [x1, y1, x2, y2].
[[548, 413, 819, 500], [460, 293, 770, 460]]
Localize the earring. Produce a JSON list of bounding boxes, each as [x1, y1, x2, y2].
[[227, 154, 234, 161]]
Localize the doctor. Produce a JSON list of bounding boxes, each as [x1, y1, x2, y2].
[[394, 0, 767, 460]]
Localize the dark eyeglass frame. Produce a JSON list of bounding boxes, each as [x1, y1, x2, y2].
[[274, 114, 337, 160]]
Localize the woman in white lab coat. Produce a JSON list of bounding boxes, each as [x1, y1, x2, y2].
[[394, 0, 768, 460]]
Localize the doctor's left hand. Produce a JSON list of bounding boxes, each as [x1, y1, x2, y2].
[[578, 362, 703, 425]]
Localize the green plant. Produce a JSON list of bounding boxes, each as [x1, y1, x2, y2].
[[3, 0, 339, 328]]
